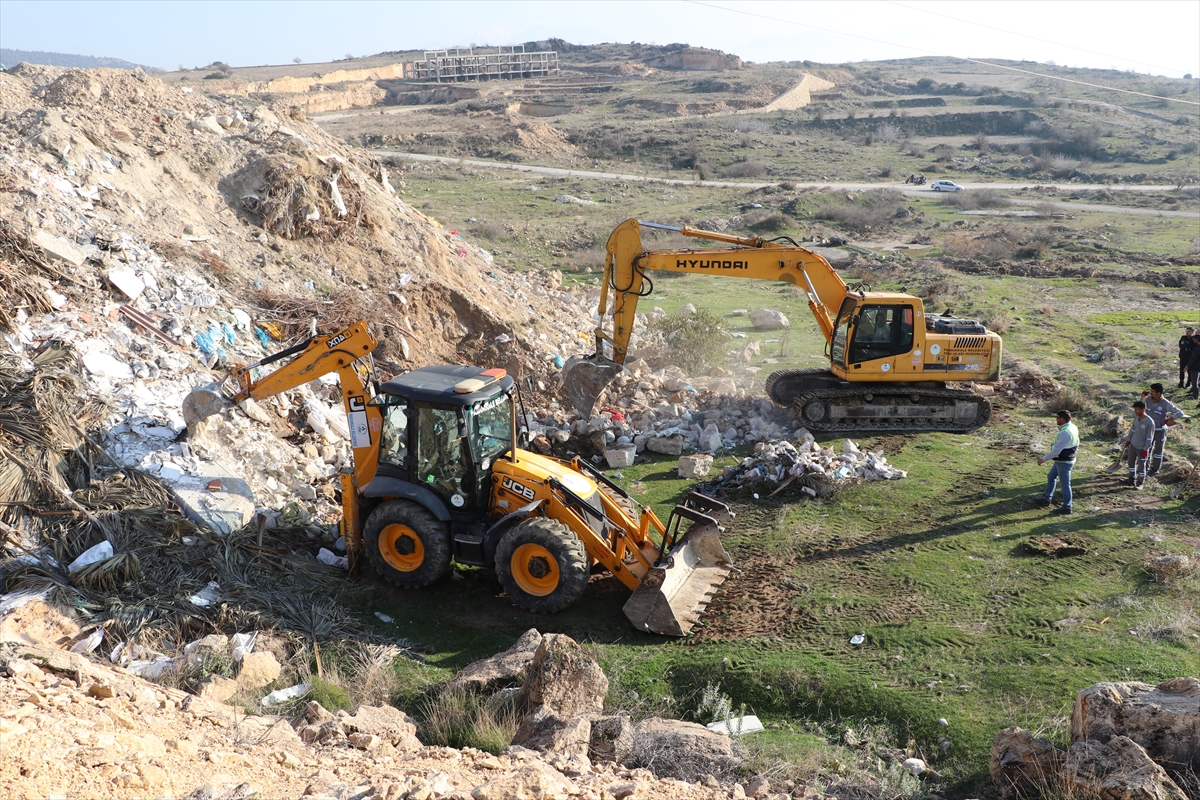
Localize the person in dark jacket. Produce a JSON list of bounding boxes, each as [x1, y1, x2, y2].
[[1180, 327, 1196, 388], [1187, 333, 1200, 400]]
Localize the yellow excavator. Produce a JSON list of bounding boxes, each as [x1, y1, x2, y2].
[[182, 321, 733, 636], [563, 219, 1001, 433]]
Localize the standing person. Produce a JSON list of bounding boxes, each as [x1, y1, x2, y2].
[[1122, 400, 1155, 489], [1179, 327, 1196, 388], [1186, 333, 1200, 401], [1140, 383, 1184, 476], [1034, 409, 1079, 515]]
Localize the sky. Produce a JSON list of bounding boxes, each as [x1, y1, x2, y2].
[[1, 0, 1198, 79]]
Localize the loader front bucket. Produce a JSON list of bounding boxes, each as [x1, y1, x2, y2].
[[181, 382, 230, 432], [623, 515, 733, 636], [560, 354, 622, 418]]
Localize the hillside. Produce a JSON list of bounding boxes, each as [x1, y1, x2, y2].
[[0, 47, 155, 71], [0, 47, 1197, 800]]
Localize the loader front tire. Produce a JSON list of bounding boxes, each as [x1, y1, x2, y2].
[[364, 501, 451, 589], [496, 517, 589, 614]]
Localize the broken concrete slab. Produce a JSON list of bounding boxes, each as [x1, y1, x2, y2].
[[168, 460, 255, 536], [30, 229, 86, 267]]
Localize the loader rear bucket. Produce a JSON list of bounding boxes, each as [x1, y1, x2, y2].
[[623, 516, 733, 636], [181, 382, 230, 432], [560, 354, 622, 418]]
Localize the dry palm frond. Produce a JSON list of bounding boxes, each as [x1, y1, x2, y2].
[[70, 553, 141, 590]]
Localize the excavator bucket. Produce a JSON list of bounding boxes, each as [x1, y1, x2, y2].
[[181, 381, 230, 431], [560, 354, 622, 418], [623, 512, 733, 637]]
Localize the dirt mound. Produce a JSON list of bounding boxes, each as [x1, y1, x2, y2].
[[507, 120, 578, 157]]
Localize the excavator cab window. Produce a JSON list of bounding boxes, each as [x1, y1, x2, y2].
[[467, 393, 512, 469], [849, 305, 915, 364], [416, 406, 473, 509], [830, 298, 857, 367]]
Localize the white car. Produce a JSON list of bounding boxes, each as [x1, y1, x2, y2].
[[930, 180, 964, 192]]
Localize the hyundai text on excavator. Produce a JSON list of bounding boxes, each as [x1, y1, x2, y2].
[[181, 321, 734, 636], [563, 219, 1002, 433]]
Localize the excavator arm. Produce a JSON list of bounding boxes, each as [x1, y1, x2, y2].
[[564, 218, 850, 416]]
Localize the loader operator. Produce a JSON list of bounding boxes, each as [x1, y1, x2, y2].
[[1140, 383, 1183, 477]]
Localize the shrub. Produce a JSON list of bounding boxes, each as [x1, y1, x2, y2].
[[815, 189, 905, 233], [987, 312, 1012, 334], [307, 676, 354, 712], [417, 688, 520, 754], [744, 211, 791, 233], [939, 189, 1009, 209], [1049, 386, 1091, 413], [722, 161, 768, 178], [1040, 305, 1056, 317], [647, 309, 728, 374], [1146, 345, 1163, 359]]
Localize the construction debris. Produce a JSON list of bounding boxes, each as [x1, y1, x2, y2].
[[711, 432, 906, 497]]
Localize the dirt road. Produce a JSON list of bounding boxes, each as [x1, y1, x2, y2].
[[372, 151, 1199, 218]]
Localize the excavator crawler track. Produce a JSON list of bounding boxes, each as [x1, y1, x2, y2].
[[765, 368, 838, 407], [792, 385, 991, 434]]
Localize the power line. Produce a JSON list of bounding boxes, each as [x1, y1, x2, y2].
[[684, 0, 1200, 107], [889, 0, 1191, 78]]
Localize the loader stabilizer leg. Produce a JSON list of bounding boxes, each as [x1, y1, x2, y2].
[[623, 513, 732, 636], [561, 354, 623, 418]]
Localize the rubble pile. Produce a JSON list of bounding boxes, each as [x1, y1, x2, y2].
[[713, 432, 907, 496]]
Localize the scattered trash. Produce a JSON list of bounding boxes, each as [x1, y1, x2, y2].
[[261, 682, 310, 707], [188, 580, 222, 607], [317, 547, 349, 569], [374, 612, 395, 624], [706, 714, 765, 736], [230, 632, 257, 663], [850, 633, 865, 646], [67, 541, 114, 574], [69, 628, 105, 655]]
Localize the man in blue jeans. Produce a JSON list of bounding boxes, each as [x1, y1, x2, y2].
[[1034, 409, 1079, 515]]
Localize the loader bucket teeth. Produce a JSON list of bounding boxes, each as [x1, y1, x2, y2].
[[561, 355, 622, 418], [623, 517, 733, 637], [182, 382, 229, 431]]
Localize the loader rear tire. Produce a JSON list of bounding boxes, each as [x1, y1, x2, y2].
[[364, 501, 451, 589], [496, 517, 589, 614]]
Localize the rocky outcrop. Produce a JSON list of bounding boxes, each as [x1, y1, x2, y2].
[[511, 634, 607, 757], [1072, 678, 1200, 773], [992, 678, 1198, 798], [444, 628, 543, 695]]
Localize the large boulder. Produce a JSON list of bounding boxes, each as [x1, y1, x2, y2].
[[749, 309, 789, 330], [335, 704, 422, 751], [511, 634, 608, 757], [626, 717, 742, 781], [990, 727, 1065, 797], [1072, 678, 1200, 773], [444, 628, 543, 695], [1065, 736, 1188, 800], [518, 634, 607, 719]]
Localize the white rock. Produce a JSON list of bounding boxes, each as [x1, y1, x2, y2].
[[106, 266, 145, 301], [749, 309, 790, 330]]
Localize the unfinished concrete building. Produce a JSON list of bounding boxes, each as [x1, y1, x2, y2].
[[417, 46, 559, 82]]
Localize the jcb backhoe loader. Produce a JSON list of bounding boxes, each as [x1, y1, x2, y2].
[[183, 322, 733, 636], [564, 219, 1001, 433]]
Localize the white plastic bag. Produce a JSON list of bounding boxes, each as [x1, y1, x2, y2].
[[317, 548, 349, 569], [68, 541, 113, 573], [262, 682, 310, 707], [69, 628, 105, 655], [231, 632, 257, 663], [188, 580, 221, 607]]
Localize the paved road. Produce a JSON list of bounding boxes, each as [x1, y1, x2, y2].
[[372, 151, 1198, 218]]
